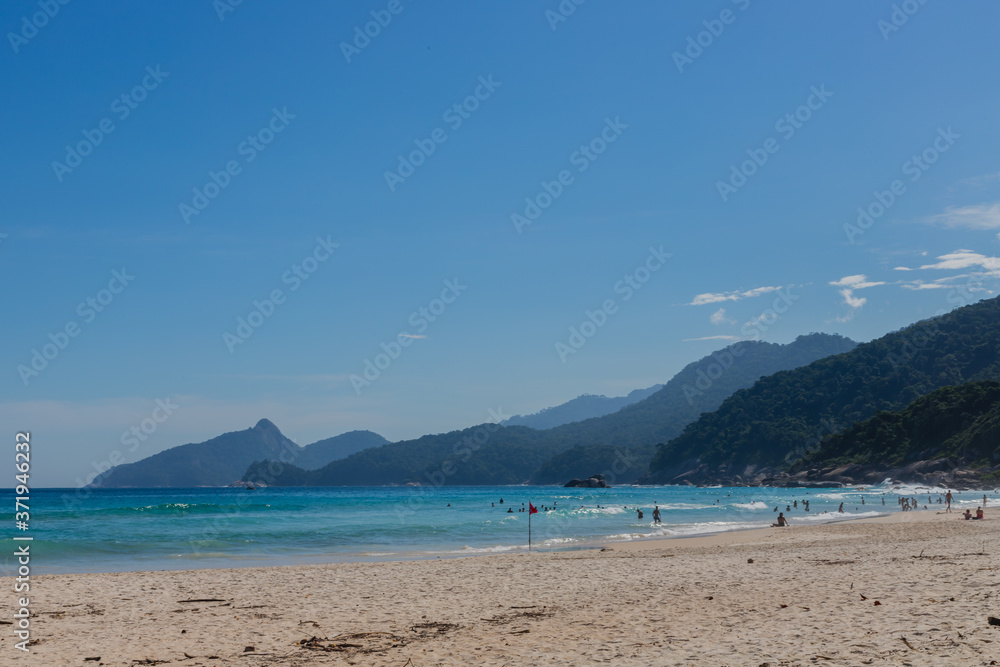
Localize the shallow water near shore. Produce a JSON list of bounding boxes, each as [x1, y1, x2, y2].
[[4, 483, 997, 574]]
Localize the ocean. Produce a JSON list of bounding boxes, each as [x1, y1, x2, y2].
[[4, 483, 995, 575]]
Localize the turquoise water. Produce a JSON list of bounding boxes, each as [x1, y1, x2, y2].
[[2, 483, 994, 574]]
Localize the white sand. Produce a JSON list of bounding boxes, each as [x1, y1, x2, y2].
[[10, 511, 1000, 666]]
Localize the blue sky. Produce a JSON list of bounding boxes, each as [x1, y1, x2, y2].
[[3, 1, 1000, 486]]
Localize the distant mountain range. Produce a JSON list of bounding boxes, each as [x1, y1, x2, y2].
[[526, 333, 857, 483], [91, 295, 1000, 491], [501, 385, 663, 430], [643, 295, 1000, 486], [242, 333, 857, 487], [91, 421, 386, 487]]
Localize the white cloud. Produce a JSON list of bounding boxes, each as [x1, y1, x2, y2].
[[709, 308, 735, 326], [926, 202, 1000, 230], [689, 285, 782, 306], [900, 272, 995, 292], [912, 250, 1000, 273], [682, 335, 742, 342], [892, 250, 1000, 294], [839, 289, 867, 309], [829, 274, 886, 290], [829, 274, 884, 322]]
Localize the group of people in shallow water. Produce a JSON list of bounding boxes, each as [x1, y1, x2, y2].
[[770, 498, 813, 526], [482, 490, 992, 528], [768, 490, 992, 527], [491, 498, 561, 513]]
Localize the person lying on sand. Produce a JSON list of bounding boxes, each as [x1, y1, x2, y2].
[[771, 512, 789, 527]]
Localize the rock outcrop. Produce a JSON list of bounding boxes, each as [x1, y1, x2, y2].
[[564, 474, 610, 488]]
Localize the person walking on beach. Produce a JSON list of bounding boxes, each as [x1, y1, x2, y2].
[[946, 490, 953, 512], [652, 506, 661, 524]]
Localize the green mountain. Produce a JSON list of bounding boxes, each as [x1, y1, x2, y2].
[[782, 381, 1000, 488], [501, 385, 663, 430], [527, 333, 857, 483], [92, 420, 386, 487], [644, 295, 1000, 485], [243, 424, 553, 486], [245, 333, 856, 487]]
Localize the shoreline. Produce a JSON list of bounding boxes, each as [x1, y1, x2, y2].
[[25, 506, 902, 577], [28, 506, 936, 579]]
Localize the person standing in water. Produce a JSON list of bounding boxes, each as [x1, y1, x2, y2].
[[652, 506, 661, 524]]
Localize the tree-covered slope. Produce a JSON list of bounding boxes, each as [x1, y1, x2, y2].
[[645, 296, 1000, 484], [244, 424, 558, 486], [527, 333, 857, 483], [792, 381, 1000, 472]]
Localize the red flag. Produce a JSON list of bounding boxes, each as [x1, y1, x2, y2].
[[529, 503, 538, 514]]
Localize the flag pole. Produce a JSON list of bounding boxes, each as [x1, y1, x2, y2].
[[528, 499, 532, 551]]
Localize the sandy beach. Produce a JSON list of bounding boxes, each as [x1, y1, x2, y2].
[[11, 510, 1000, 666]]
